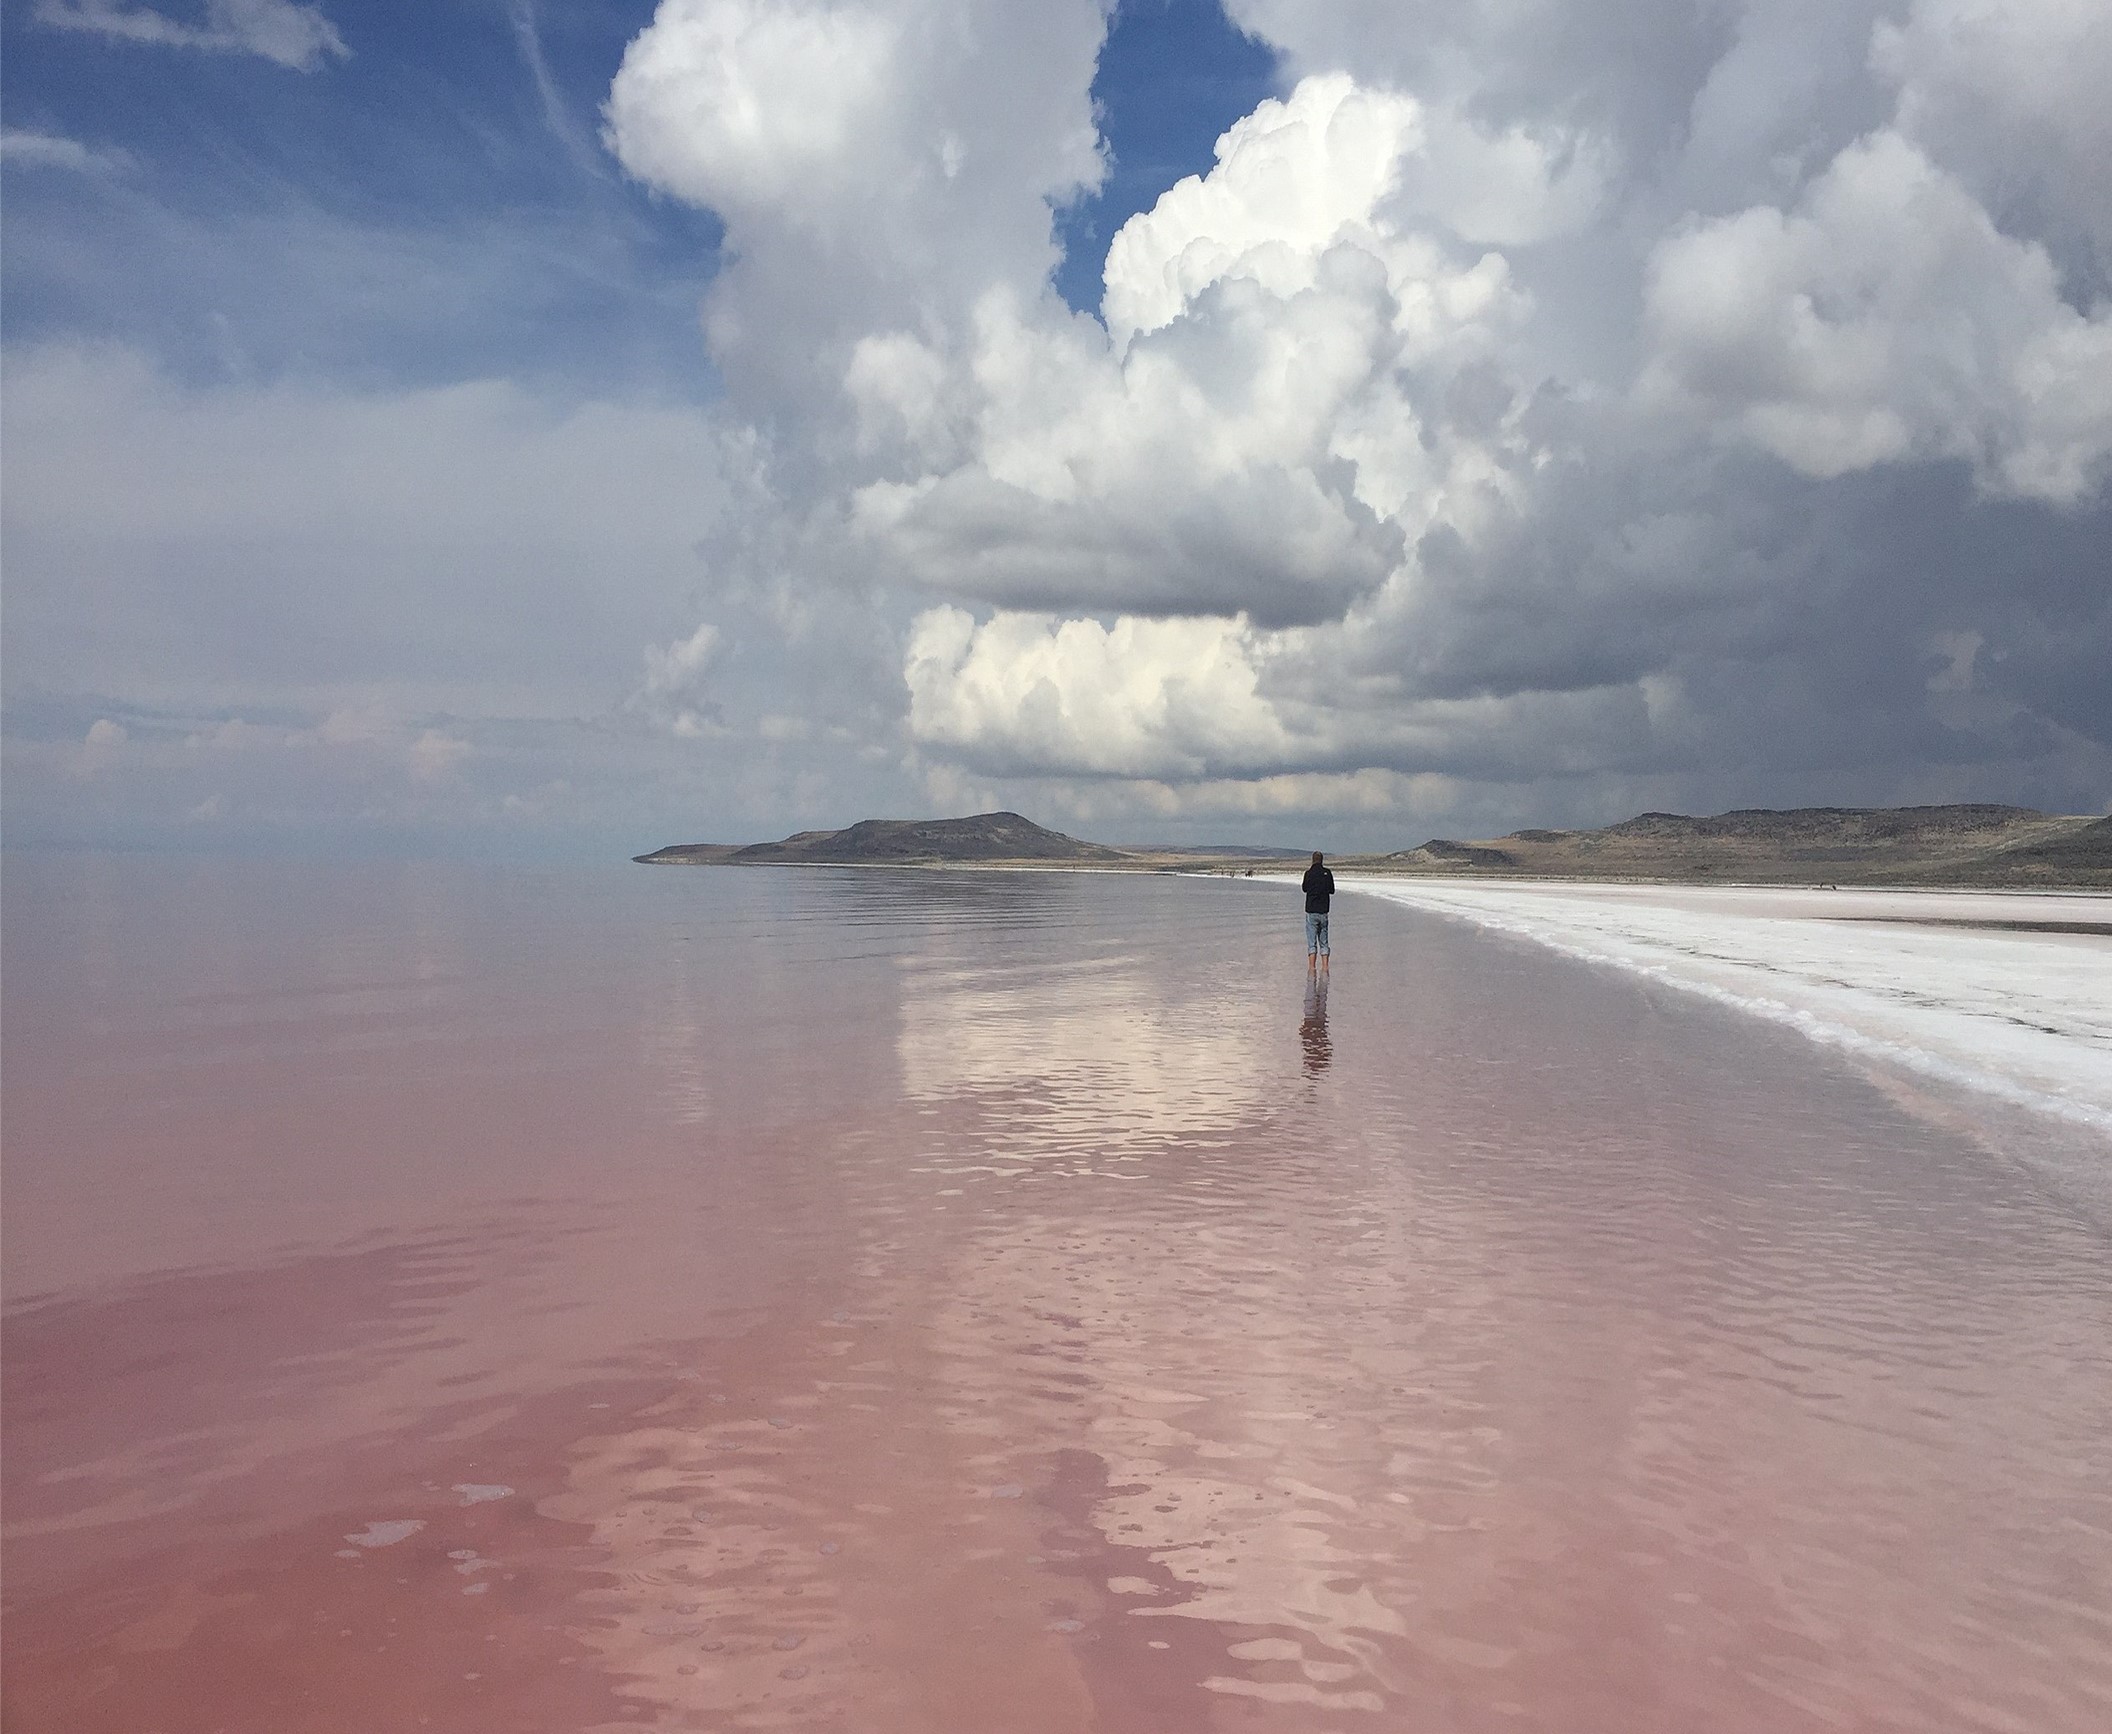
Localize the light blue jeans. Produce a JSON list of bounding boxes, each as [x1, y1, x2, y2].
[[1304, 911, 1331, 956]]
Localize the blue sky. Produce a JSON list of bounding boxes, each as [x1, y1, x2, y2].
[[1053, 0, 1274, 314], [3, 0, 1271, 395], [5, 2, 722, 396], [4, 0, 2107, 856]]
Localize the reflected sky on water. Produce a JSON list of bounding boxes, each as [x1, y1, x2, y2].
[[6, 856, 2110, 1732]]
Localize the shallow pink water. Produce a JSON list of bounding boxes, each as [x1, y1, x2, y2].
[[5, 854, 2110, 1732]]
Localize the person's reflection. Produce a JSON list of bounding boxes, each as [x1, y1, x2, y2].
[[1300, 975, 1332, 1078]]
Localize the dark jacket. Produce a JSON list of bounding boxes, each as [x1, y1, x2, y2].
[[1301, 865, 1335, 913]]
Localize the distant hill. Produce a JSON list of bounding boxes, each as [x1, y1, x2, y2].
[[1595, 804, 2045, 843], [635, 803, 2110, 884], [1390, 838, 1519, 870], [1984, 813, 2112, 877], [635, 811, 1131, 867], [1379, 804, 2110, 887]]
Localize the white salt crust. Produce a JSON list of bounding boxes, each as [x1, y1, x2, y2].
[[1284, 877, 2112, 1136]]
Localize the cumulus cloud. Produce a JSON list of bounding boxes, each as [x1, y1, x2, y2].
[[604, 0, 903, 210], [1221, 0, 1723, 179], [1101, 76, 1426, 349], [1103, 73, 1599, 350], [35, 0, 349, 71], [849, 74, 1537, 627], [637, 621, 725, 737], [582, 0, 2109, 831], [906, 607, 1295, 779], [1874, 0, 2112, 275], [1642, 129, 2112, 501], [606, 0, 1109, 424], [14, 0, 2110, 851]]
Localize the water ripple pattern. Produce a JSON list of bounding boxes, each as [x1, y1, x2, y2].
[[4, 858, 2109, 1733]]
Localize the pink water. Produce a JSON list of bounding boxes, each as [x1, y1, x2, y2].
[[5, 854, 2110, 1732]]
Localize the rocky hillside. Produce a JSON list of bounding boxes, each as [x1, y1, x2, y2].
[[1379, 805, 2110, 886], [635, 812, 1131, 866]]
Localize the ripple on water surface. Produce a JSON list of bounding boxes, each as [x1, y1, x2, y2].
[[3, 858, 2109, 1732]]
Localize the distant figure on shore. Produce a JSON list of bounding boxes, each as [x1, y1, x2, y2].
[[1302, 850, 1335, 972]]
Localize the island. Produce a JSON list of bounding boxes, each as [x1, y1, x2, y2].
[[634, 811, 1130, 867]]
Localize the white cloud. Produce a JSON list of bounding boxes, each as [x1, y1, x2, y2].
[[636, 621, 724, 738], [1396, 104, 1610, 248], [0, 129, 133, 174], [17, 0, 2112, 849], [1101, 74, 1568, 352], [906, 606, 1297, 779], [2, 345, 740, 717], [408, 729, 472, 783], [1046, 767, 1459, 824], [594, 5, 2109, 819], [1874, 0, 2112, 265], [73, 716, 131, 778], [313, 710, 468, 782], [34, 0, 349, 71], [606, 0, 1109, 424], [1104, 74, 1598, 351], [1102, 76, 1424, 350], [1641, 130, 2112, 502], [642, 621, 720, 694], [844, 331, 957, 462], [603, 0, 902, 212], [505, 0, 609, 181], [849, 284, 1417, 626], [845, 75, 1537, 628]]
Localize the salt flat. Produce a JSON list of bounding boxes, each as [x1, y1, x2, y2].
[[1320, 878, 2112, 1135]]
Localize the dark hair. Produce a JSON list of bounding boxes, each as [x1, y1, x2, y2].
[[1311, 851, 1323, 865]]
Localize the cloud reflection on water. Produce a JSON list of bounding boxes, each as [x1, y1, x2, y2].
[[7, 862, 2110, 1732]]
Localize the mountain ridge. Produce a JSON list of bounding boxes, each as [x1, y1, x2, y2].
[[635, 803, 2111, 885]]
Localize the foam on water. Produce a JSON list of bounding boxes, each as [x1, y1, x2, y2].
[[343, 1519, 424, 1549]]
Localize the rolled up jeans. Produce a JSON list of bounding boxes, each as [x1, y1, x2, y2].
[[1304, 911, 1330, 955]]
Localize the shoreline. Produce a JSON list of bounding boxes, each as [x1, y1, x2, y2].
[[637, 854, 2112, 893], [1289, 874, 2112, 1160]]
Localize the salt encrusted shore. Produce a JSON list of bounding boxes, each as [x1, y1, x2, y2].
[[1269, 876, 2112, 1137]]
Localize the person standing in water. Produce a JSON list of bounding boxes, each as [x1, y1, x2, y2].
[[1301, 850, 1335, 972]]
